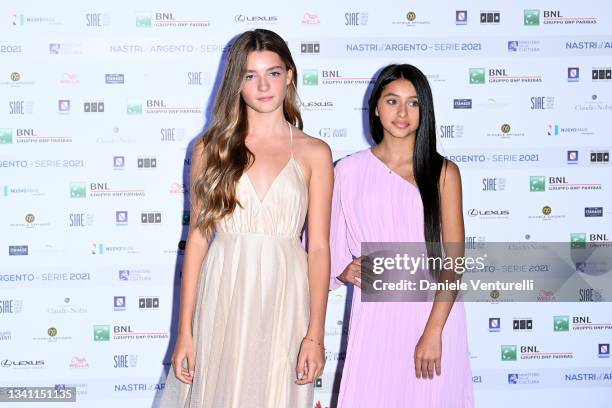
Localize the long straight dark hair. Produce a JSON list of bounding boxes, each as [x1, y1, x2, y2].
[[368, 64, 444, 260]]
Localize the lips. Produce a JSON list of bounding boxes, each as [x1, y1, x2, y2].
[[393, 121, 409, 129], [258, 96, 274, 102]]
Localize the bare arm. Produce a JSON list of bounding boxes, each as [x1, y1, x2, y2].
[[295, 137, 333, 385], [305, 139, 333, 341], [424, 160, 465, 333]]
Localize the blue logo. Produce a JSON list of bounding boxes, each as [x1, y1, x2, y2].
[[456, 11, 467, 25], [58, 100, 70, 113], [567, 150, 579, 164], [114, 296, 126, 311], [600, 343, 610, 358], [116, 211, 128, 226], [113, 156, 125, 169], [568, 67, 579, 82], [489, 317, 501, 332], [508, 373, 518, 384]]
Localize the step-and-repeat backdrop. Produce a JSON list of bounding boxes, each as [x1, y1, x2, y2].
[[1, 0, 611, 406]]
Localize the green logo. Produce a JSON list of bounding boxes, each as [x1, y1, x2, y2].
[[94, 325, 110, 341], [524, 9, 540, 26], [136, 14, 152, 28], [70, 182, 86, 198], [501, 345, 517, 361], [469, 68, 485, 84], [0, 128, 12, 144], [303, 70, 319, 86], [127, 101, 143, 115], [570, 233, 587, 248], [529, 176, 545, 192], [554, 316, 569, 332]]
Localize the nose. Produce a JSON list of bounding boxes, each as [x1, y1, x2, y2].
[[257, 75, 270, 92], [397, 102, 407, 117]]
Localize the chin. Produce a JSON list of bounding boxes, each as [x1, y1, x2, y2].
[[245, 98, 282, 112], [384, 127, 417, 139]]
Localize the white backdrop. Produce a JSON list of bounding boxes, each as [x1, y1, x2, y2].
[[1, 0, 611, 407]]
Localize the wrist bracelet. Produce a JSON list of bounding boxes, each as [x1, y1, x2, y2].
[[303, 336, 325, 350]]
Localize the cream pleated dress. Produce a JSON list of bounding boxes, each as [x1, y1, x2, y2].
[[160, 125, 314, 408]]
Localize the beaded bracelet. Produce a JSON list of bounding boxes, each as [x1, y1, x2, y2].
[[303, 336, 325, 350]]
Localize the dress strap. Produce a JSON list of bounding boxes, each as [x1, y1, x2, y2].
[[288, 122, 294, 159]]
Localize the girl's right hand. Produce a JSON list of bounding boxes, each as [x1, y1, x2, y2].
[[172, 334, 195, 384], [337, 256, 366, 288]]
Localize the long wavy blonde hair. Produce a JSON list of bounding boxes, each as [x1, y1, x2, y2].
[[192, 29, 303, 236]]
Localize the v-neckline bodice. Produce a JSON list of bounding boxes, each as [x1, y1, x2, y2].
[[243, 157, 296, 204]]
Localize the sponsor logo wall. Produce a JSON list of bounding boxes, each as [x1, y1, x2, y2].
[[0, 1, 610, 407]]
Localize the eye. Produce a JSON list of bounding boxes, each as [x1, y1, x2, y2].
[[270, 71, 282, 77], [245, 74, 255, 80], [385, 99, 397, 105], [409, 100, 420, 107]]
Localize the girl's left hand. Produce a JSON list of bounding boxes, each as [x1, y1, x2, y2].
[[295, 337, 325, 385], [414, 327, 442, 379]]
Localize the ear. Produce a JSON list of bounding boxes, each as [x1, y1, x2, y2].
[[375, 107, 379, 116], [286, 68, 293, 86]]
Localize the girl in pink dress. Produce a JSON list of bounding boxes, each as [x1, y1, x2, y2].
[[330, 64, 474, 407]]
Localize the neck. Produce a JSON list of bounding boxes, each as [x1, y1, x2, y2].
[[246, 107, 287, 138], [374, 132, 415, 164]]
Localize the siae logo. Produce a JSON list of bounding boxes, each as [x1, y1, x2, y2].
[[344, 12, 368, 26], [86, 13, 110, 27], [114, 354, 137, 368]]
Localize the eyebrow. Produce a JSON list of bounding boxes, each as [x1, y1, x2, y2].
[[382, 92, 418, 98], [245, 66, 284, 73]]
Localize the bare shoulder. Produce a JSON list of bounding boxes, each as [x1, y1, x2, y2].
[[292, 127, 332, 164], [440, 159, 462, 193]]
